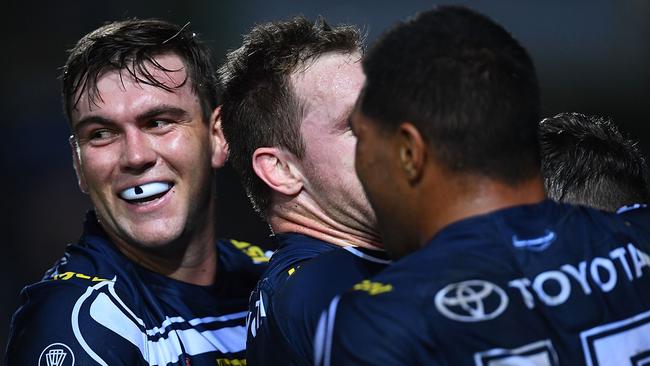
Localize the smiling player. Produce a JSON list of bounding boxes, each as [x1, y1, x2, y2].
[[6, 19, 267, 365]]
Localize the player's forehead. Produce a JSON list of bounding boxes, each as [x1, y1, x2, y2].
[[71, 53, 200, 123], [292, 52, 364, 134], [291, 52, 363, 106]]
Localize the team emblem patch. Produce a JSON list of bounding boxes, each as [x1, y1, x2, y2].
[[434, 279, 508, 322], [38, 343, 75, 366]]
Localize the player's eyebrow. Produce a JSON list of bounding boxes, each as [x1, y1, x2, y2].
[[135, 105, 189, 122], [72, 115, 114, 135], [73, 105, 190, 133]]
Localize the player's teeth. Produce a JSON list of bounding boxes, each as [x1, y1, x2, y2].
[[120, 182, 171, 201]]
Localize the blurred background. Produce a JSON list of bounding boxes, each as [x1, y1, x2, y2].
[[2, 0, 649, 351]]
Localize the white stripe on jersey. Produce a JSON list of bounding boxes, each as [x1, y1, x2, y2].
[[313, 295, 341, 366], [146, 312, 248, 336], [72, 278, 247, 366], [343, 246, 391, 264]]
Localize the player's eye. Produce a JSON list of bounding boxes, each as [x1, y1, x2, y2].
[[148, 119, 172, 129], [90, 129, 116, 141], [347, 117, 356, 136]]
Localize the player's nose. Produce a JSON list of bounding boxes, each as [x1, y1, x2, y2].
[[120, 129, 156, 173]]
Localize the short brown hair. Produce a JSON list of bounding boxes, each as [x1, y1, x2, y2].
[[219, 16, 362, 215]]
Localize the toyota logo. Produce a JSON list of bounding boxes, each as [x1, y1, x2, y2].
[[434, 280, 509, 322]]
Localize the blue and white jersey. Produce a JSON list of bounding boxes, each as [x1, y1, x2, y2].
[[246, 233, 389, 365], [315, 201, 650, 366], [6, 211, 269, 366]]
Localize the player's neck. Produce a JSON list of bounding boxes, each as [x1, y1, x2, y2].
[[267, 201, 382, 250], [108, 215, 219, 287], [418, 175, 546, 247]]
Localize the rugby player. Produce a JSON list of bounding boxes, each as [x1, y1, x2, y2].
[[540, 112, 649, 211], [315, 6, 650, 365], [6, 19, 267, 365], [218, 16, 388, 365]]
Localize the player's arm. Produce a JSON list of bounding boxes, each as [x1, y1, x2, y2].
[[6, 281, 144, 365]]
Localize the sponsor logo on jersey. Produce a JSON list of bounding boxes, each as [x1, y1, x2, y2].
[[512, 230, 556, 251], [52, 271, 108, 282], [39, 343, 75, 366], [230, 240, 270, 263], [509, 243, 650, 309], [216, 358, 247, 366], [352, 280, 393, 296], [434, 280, 509, 322]]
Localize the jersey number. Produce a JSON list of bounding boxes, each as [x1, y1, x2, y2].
[[581, 309, 650, 366]]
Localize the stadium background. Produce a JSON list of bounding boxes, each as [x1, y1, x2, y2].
[[2, 0, 648, 351]]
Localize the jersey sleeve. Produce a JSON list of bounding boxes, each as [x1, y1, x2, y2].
[[314, 284, 439, 366], [6, 281, 146, 366]]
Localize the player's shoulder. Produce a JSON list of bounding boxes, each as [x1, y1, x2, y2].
[[218, 238, 271, 266], [6, 278, 145, 365], [217, 238, 270, 279], [270, 247, 391, 351], [277, 246, 391, 305], [616, 203, 650, 231], [260, 233, 338, 290], [314, 275, 429, 366]]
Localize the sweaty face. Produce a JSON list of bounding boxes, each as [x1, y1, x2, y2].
[[70, 53, 222, 251], [292, 52, 377, 233]]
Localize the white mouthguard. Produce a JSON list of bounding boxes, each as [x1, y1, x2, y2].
[[120, 182, 171, 201]]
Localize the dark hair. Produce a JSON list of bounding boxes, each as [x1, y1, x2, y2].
[[219, 16, 362, 214], [360, 6, 541, 184], [62, 18, 219, 123], [540, 112, 649, 211]]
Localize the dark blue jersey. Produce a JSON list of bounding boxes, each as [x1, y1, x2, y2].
[[315, 201, 650, 366], [246, 233, 389, 365], [6, 212, 269, 366]]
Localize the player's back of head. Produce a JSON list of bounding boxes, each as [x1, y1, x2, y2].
[[62, 18, 219, 124], [359, 5, 541, 184], [540, 112, 649, 211]]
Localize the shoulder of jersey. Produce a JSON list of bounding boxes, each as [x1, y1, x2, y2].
[[222, 238, 272, 265]]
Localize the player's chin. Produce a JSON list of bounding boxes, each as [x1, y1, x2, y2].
[[127, 224, 186, 251]]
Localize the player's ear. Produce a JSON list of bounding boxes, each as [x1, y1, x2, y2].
[[397, 122, 425, 184], [209, 106, 228, 168], [252, 147, 303, 196], [69, 135, 89, 194]]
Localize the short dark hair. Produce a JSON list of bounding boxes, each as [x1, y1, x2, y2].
[[219, 16, 362, 214], [360, 6, 541, 184], [540, 112, 649, 211], [62, 18, 219, 124]]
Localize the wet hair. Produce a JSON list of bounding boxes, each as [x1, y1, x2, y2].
[[540, 112, 649, 211], [219, 16, 362, 214], [360, 6, 541, 183], [62, 18, 219, 123]]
